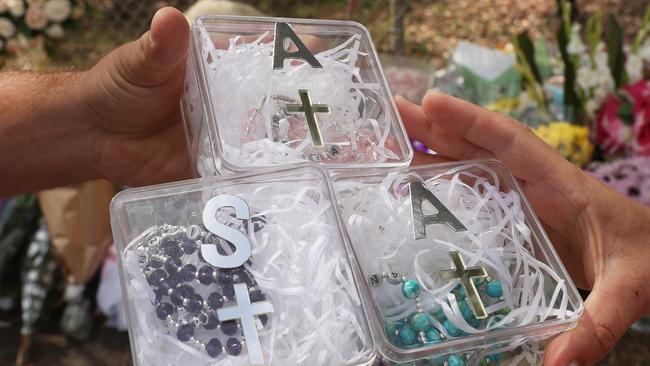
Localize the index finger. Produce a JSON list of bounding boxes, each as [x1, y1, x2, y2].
[[421, 92, 575, 185]]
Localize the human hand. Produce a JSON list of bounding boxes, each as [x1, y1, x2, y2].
[[79, 7, 191, 187], [396, 92, 650, 366]]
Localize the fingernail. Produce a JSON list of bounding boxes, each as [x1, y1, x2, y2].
[[568, 361, 580, 366], [394, 94, 404, 101], [149, 10, 163, 44]]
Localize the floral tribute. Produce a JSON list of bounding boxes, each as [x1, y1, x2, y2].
[[0, 0, 84, 53]]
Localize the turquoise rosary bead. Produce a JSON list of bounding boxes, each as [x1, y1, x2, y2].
[[426, 356, 446, 366], [447, 354, 465, 366], [458, 300, 480, 327], [384, 322, 400, 344], [486, 280, 503, 298], [459, 300, 473, 319], [401, 279, 421, 299], [432, 307, 446, 321], [425, 327, 442, 342], [487, 352, 503, 363], [410, 312, 431, 331], [444, 319, 461, 337], [398, 325, 418, 346]]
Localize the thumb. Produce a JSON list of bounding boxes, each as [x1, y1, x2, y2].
[[544, 276, 648, 366], [114, 7, 189, 87]]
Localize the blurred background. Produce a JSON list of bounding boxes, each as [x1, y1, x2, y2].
[[0, 0, 649, 365]]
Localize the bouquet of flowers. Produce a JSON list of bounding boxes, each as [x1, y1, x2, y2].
[[556, 0, 650, 156], [586, 156, 650, 206], [0, 0, 84, 53], [596, 79, 650, 155], [500, 0, 650, 163]]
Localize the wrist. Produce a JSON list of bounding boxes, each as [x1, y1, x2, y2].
[[0, 70, 103, 194], [58, 70, 104, 182]]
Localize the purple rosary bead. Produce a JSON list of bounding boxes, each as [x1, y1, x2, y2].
[[251, 215, 267, 232], [198, 266, 215, 285], [223, 284, 235, 299], [180, 264, 197, 282], [206, 338, 223, 358], [187, 294, 203, 313], [157, 279, 173, 295], [171, 284, 194, 307], [162, 238, 183, 258], [149, 257, 163, 269], [221, 320, 238, 335], [176, 324, 194, 342], [164, 257, 182, 274], [166, 271, 181, 288], [233, 270, 255, 287], [181, 238, 197, 255], [204, 314, 220, 330], [156, 302, 173, 320], [226, 338, 242, 356], [170, 292, 184, 307], [258, 314, 269, 326], [249, 290, 265, 302], [147, 269, 167, 287], [208, 292, 225, 309], [217, 271, 234, 287]]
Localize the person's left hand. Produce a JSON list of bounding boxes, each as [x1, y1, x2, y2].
[[79, 7, 192, 186], [396, 93, 650, 366]]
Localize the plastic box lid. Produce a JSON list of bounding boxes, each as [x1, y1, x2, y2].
[[181, 15, 413, 175], [110, 164, 375, 366], [331, 160, 583, 364]]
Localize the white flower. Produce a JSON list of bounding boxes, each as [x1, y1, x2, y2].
[[594, 42, 609, 70], [585, 99, 599, 118], [626, 53, 643, 83], [0, 0, 8, 13], [6, 0, 24, 17], [640, 39, 650, 63], [43, 0, 70, 22], [25, 5, 47, 30], [0, 16, 15, 38], [45, 22, 63, 38], [567, 23, 586, 55], [618, 124, 633, 143], [577, 66, 598, 92]]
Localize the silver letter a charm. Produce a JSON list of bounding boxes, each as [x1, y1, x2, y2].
[[410, 181, 467, 240], [273, 22, 323, 70]]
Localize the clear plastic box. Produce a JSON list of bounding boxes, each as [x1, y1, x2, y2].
[[181, 15, 413, 176], [331, 160, 583, 364], [110, 165, 375, 366]]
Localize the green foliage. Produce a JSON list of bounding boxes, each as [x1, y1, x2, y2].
[[632, 4, 650, 53], [557, 0, 582, 114], [585, 11, 602, 59], [513, 31, 546, 109], [617, 96, 635, 126], [515, 31, 543, 85], [607, 14, 626, 88], [558, 0, 571, 40]]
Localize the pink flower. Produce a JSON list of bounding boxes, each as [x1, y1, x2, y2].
[[624, 80, 650, 155], [596, 94, 632, 154], [25, 5, 47, 31]]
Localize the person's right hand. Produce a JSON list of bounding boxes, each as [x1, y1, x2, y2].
[[396, 92, 650, 366], [78, 6, 192, 187]]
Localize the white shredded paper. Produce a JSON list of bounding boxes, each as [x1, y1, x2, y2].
[[120, 174, 373, 366], [334, 162, 577, 341], [190, 24, 404, 174]]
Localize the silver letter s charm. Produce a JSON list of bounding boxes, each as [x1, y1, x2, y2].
[[202, 194, 252, 268]]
